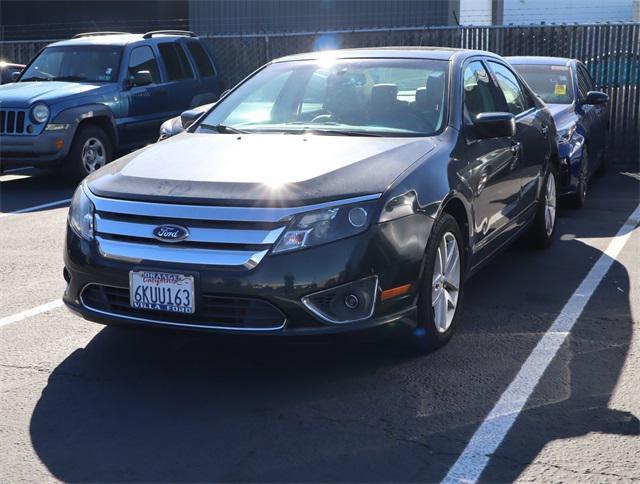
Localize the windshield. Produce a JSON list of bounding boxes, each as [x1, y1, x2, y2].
[[198, 58, 449, 137], [20, 45, 123, 83], [512, 64, 574, 104]]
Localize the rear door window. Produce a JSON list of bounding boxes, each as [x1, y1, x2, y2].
[[158, 42, 194, 81], [186, 41, 215, 77]]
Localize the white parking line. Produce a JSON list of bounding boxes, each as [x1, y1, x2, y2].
[[0, 198, 72, 219], [0, 299, 64, 329], [442, 203, 640, 484]]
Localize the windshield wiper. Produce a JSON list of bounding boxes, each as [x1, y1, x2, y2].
[[20, 76, 50, 82], [304, 128, 383, 137], [51, 75, 88, 82], [200, 123, 250, 134]]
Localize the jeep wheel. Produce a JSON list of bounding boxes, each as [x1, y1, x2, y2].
[[63, 125, 112, 184]]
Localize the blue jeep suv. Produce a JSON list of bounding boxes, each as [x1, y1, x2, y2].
[[0, 31, 222, 181]]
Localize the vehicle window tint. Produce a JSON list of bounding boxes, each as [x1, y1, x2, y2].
[[128, 46, 160, 84], [576, 65, 595, 101], [158, 42, 194, 81], [488, 62, 529, 115], [463, 61, 498, 119], [186, 41, 215, 77], [579, 65, 595, 90]]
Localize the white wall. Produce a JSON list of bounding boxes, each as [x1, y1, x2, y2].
[[459, 0, 493, 25], [503, 0, 634, 24]]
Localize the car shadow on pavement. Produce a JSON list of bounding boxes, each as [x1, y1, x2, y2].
[[28, 173, 639, 482]]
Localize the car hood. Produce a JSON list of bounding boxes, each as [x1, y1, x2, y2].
[[0, 81, 110, 107], [87, 132, 436, 206]]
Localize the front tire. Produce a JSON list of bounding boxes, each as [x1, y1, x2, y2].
[[528, 167, 558, 248], [412, 213, 465, 352], [62, 125, 112, 184]]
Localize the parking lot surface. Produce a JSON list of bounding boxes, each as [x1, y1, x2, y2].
[[1, 166, 639, 482]]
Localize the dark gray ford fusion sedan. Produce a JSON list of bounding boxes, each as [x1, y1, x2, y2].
[[63, 47, 559, 351]]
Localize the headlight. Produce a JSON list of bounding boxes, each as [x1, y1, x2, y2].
[[68, 184, 95, 241], [272, 201, 377, 254], [31, 103, 49, 123]]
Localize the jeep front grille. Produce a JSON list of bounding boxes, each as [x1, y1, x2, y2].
[[0, 109, 28, 134]]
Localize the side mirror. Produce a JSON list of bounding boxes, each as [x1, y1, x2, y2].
[[11, 71, 21, 82], [473, 112, 516, 139], [180, 108, 205, 129], [129, 70, 152, 87], [583, 90, 609, 105]]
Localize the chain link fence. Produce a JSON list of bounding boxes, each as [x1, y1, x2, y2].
[[1, 23, 639, 163]]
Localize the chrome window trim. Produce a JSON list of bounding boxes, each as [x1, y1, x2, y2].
[[80, 283, 287, 332], [96, 236, 268, 269], [95, 214, 285, 245], [87, 190, 382, 223]]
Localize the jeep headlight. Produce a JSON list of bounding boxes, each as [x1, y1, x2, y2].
[[68, 184, 95, 241], [272, 201, 377, 254], [31, 103, 49, 124]]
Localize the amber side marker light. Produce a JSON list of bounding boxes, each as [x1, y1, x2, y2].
[[380, 283, 412, 301], [55, 139, 64, 150]]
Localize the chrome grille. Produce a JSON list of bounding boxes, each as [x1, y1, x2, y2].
[[0, 109, 28, 134], [87, 190, 381, 269]]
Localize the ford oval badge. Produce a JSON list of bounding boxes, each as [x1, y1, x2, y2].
[[152, 224, 190, 243]]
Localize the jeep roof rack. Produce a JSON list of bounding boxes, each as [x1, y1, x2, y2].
[[73, 31, 131, 39], [142, 30, 197, 39]]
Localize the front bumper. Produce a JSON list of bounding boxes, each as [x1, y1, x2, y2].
[[557, 136, 585, 196], [0, 126, 75, 168], [63, 213, 432, 336]]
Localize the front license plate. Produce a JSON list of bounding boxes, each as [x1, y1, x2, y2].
[[130, 271, 195, 314]]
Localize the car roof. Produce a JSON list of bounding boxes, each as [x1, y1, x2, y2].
[[48, 33, 191, 48], [273, 46, 502, 63], [506, 56, 574, 67]]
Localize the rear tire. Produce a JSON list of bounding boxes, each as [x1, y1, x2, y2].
[[62, 125, 112, 184], [527, 167, 558, 248], [412, 213, 465, 353]]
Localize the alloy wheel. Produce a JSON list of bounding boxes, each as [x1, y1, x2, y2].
[[81, 137, 107, 173], [431, 231, 460, 333]]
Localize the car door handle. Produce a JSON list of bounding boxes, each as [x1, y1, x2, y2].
[[511, 141, 521, 154]]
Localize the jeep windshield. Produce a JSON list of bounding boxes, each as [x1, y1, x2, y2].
[[20, 45, 123, 83], [198, 58, 449, 137]]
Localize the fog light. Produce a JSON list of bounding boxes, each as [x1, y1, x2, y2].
[[344, 293, 360, 309], [301, 275, 378, 324]]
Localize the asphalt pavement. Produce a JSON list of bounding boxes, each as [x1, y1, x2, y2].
[[0, 165, 638, 482]]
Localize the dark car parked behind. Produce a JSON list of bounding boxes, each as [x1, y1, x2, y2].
[[508, 56, 609, 207], [64, 47, 560, 351], [0, 31, 222, 181]]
